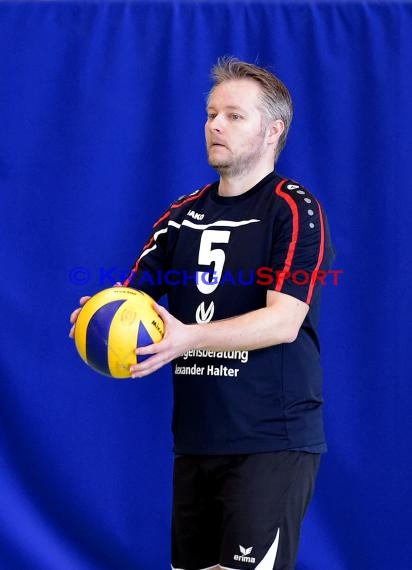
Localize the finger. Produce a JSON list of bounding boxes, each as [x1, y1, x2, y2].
[[69, 324, 76, 339], [153, 303, 173, 325], [130, 351, 170, 376], [130, 355, 159, 374], [130, 358, 165, 378], [80, 296, 91, 305], [113, 282, 123, 287], [70, 307, 82, 324], [135, 343, 162, 356], [130, 361, 154, 378]]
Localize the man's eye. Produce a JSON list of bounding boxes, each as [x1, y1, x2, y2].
[[231, 114, 241, 120], [208, 113, 217, 120]]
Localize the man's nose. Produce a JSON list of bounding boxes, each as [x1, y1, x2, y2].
[[208, 114, 225, 132]]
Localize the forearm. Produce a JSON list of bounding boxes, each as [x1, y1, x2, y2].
[[130, 292, 308, 378], [188, 302, 302, 352]]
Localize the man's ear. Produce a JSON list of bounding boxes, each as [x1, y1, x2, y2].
[[267, 119, 285, 144]]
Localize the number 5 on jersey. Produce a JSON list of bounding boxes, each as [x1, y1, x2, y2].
[[196, 230, 231, 294]]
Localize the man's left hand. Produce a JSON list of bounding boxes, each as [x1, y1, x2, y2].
[[130, 303, 195, 378]]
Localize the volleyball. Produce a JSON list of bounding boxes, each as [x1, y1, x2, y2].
[[74, 287, 164, 378]]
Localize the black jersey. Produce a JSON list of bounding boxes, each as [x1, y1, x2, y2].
[[125, 171, 335, 454]]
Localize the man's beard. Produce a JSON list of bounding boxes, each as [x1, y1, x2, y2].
[[207, 135, 267, 178]]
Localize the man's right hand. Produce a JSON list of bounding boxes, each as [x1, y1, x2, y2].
[[69, 296, 91, 339], [69, 282, 123, 339]]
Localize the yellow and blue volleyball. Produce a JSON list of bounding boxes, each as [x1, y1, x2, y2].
[[74, 287, 164, 378]]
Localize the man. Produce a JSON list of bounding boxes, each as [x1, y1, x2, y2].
[[71, 57, 334, 570]]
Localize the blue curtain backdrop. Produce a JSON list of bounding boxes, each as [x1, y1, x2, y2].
[[0, 1, 411, 569]]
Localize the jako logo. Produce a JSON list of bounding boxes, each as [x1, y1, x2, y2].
[[187, 209, 204, 221], [234, 545, 255, 564]]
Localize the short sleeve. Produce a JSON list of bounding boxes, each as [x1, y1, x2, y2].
[[269, 180, 335, 305], [123, 207, 171, 301], [122, 184, 211, 301]]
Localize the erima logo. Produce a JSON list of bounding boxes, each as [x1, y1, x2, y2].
[[187, 209, 204, 221], [287, 184, 299, 190], [233, 545, 255, 564]]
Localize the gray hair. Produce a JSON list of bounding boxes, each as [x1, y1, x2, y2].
[[208, 56, 293, 159]]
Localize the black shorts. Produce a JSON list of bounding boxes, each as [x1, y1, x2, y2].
[[171, 451, 320, 570]]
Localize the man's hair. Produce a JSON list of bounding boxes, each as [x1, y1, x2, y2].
[[208, 56, 293, 159]]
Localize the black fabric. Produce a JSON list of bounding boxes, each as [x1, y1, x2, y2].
[[172, 452, 321, 570], [126, 174, 334, 454]]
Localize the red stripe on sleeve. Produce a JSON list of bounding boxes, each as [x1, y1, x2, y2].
[[153, 210, 170, 228], [153, 184, 210, 227], [123, 258, 140, 287], [305, 200, 325, 304], [274, 180, 299, 292], [123, 235, 153, 286], [124, 184, 210, 287], [170, 184, 211, 209]]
